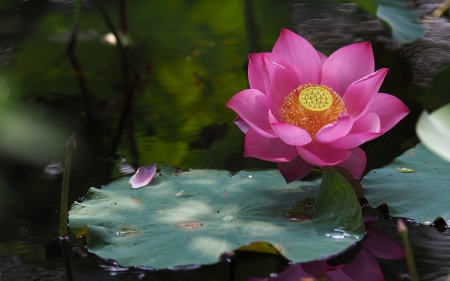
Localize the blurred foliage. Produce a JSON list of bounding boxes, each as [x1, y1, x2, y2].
[[0, 101, 70, 165], [416, 103, 450, 162]]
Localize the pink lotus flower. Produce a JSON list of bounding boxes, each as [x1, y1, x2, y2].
[[226, 29, 409, 183], [247, 217, 405, 281]]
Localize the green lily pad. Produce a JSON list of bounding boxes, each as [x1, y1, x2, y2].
[[363, 143, 450, 224], [376, 0, 426, 43], [69, 167, 363, 268], [327, 0, 425, 43]]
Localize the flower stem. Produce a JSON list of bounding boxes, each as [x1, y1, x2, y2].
[[59, 135, 76, 281], [60, 236, 74, 281], [60, 135, 76, 237], [397, 219, 419, 281], [432, 0, 450, 17]]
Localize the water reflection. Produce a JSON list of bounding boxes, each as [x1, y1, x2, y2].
[[117, 163, 135, 175], [0, 254, 67, 281], [325, 228, 351, 240], [378, 219, 450, 281], [44, 162, 64, 176], [0, 45, 14, 68]]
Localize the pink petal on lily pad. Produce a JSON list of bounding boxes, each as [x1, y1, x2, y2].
[[129, 164, 157, 189]]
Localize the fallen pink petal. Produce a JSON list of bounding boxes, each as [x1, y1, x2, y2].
[[129, 164, 157, 189], [226, 28, 409, 183]]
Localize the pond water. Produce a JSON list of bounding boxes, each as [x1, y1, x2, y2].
[[0, 0, 449, 280]]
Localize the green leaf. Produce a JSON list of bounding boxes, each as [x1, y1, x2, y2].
[[363, 143, 450, 224], [69, 167, 363, 268], [314, 167, 364, 234], [355, 0, 378, 15], [416, 103, 450, 162], [376, 0, 427, 43]]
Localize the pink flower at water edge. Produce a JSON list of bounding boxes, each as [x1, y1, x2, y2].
[[226, 29, 409, 183], [247, 218, 405, 281], [129, 164, 156, 188]]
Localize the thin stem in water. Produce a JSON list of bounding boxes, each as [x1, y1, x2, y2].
[[397, 219, 419, 281], [432, 0, 450, 17], [97, 0, 140, 77], [59, 134, 76, 281], [98, 0, 142, 175]]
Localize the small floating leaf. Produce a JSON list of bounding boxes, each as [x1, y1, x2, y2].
[[396, 167, 415, 173], [116, 227, 140, 237]]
